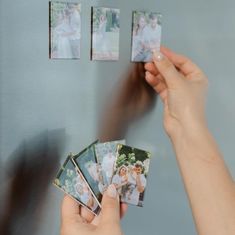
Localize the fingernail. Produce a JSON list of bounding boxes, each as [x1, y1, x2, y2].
[[106, 184, 117, 198], [152, 50, 164, 62]]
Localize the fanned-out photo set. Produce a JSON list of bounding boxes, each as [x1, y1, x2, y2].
[[49, 1, 81, 59], [53, 156, 101, 215], [131, 11, 162, 62], [72, 141, 103, 206], [91, 7, 120, 61], [95, 140, 126, 190], [53, 140, 152, 210], [112, 144, 151, 207]]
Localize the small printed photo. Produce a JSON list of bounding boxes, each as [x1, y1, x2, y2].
[[72, 142, 103, 205], [112, 144, 151, 207], [95, 140, 126, 189], [131, 11, 162, 62], [91, 7, 120, 61], [49, 1, 81, 59], [53, 156, 100, 215]]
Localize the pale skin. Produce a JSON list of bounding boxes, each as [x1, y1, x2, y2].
[[145, 46, 235, 235], [60, 46, 235, 235], [113, 167, 128, 190], [61, 185, 127, 235]]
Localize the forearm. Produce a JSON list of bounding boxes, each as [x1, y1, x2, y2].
[[172, 124, 235, 235]]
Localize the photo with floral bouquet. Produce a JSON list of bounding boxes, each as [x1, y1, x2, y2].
[[112, 144, 151, 207]]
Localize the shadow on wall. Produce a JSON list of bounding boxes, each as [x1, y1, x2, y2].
[[0, 62, 158, 235], [0, 129, 66, 235], [98, 62, 157, 142]]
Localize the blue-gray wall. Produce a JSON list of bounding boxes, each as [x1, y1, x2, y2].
[[1, 0, 235, 234]]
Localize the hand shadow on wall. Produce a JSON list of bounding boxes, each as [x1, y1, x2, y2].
[[98, 62, 157, 142], [0, 129, 66, 235]]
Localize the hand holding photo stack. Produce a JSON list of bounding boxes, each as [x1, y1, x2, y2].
[[53, 140, 151, 215]]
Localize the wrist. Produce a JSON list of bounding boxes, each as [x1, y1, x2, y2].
[[169, 119, 209, 149]]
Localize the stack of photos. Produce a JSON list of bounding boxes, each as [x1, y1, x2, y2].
[[49, 2, 81, 59], [54, 140, 151, 215], [91, 7, 120, 61], [131, 11, 162, 62]]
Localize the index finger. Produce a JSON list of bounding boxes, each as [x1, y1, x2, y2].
[[144, 62, 160, 76], [161, 46, 202, 77], [61, 195, 82, 221], [80, 206, 95, 223]]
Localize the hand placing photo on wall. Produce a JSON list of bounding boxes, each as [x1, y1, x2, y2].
[[49, 2, 81, 59], [112, 144, 151, 207], [91, 7, 120, 61], [131, 11, 162, 62]]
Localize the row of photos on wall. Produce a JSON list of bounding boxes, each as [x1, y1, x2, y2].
[[49, 1, 162, 62]]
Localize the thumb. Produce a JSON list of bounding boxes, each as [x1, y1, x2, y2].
[[152, 50, 182, 88], [100, 184, 120, 227]]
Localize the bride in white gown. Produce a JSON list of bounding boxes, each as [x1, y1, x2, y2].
[[53, 10, 73, 58]]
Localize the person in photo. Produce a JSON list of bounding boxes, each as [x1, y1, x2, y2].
[[132, 14, 147, 61], [74, 182, 95, 210], [125, 161, 146, 205], [101, 149, 116, 185], [141, 13, 161, 60], [112, 165, 129, 194], [68, 4, 81, 58], [53, 9, 73, 58], [85, 161, 106, 195], [85, 161, 100, 182], [97, 14, 109, 56]]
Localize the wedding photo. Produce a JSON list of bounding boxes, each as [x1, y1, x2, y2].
[[131, 11, 162, 62], [91, 7, 120, 61], [95, 140, 125, 188], [49, 2, 81, 59], [112, 144, 151, 207], [72, 142, 104, 204]]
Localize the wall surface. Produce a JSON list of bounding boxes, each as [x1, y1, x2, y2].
[[1, 0, 235, 234]]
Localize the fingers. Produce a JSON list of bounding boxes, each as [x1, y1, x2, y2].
[[61, 195, 82, 221], [120, 203, 128, 219], [145, 71, 161, 88], [100, 184, 120, 227], [152, 50, 183, 88], [145, 71, 167, 100], [80, 206, 95, 223], [161, 46, 202, 77], [145, 62, 159, 76]]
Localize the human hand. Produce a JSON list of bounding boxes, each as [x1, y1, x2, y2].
[[60, 184, 127, 235], [145, 46, 208, 140], [132, 171, 137, 179]]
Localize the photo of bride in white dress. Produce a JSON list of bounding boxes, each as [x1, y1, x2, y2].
[[92, 7, 120, 61], [49, 2, 81, 59]]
